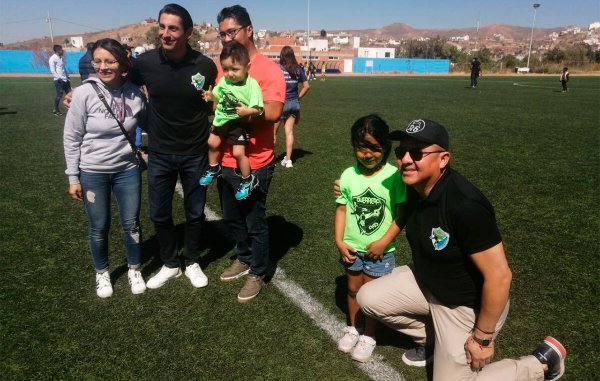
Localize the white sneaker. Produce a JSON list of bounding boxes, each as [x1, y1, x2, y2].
[[185, 263, 208, 288], [351, 335, 376, 363], [280, 157, 289, 166], [128, 269, 146, 294], [285, 159, 293, 168], [337, 326, 360, 353], [146, 265, 182, 289], [95, 271, 113, 298]]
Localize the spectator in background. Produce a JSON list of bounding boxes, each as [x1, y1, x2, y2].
[[78, 42, 96, 81], [560, 67, 569, 93], [470, 57, 482, 89], [49, 44, 71, 116], [275, 45, 309, 168]]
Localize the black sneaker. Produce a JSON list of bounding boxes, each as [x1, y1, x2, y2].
[[532, 337, 566, 381], [402, 345, 433, 367], [52, 111, 62, 116]]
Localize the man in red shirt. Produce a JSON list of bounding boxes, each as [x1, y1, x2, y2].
[[215, 5, 285, 303]]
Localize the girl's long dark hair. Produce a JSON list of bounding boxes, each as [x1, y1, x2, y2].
[[279, 46, 299, 80]]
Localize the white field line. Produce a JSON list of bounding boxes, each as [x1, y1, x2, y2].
[[173, 181, 406, 381], [512, 82, 559, 89]]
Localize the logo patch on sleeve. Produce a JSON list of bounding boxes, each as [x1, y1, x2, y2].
[[351, 188, 386, 236], [430, 227, 450, 251]]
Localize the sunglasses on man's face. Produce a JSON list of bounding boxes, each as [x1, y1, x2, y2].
[[394, 146, 445, 161]]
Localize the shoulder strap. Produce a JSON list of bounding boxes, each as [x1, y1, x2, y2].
[[89, 82, 137, 153]]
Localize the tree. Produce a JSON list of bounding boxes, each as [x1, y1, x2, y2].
[[544, 48, 565, 63], [146, 26, 160, 46], [145, 26, 202, 50]]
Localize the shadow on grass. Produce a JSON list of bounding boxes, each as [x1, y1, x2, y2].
[[265, 215, 303, 281], [113, 214, 303, 281], [275, 148, 313, 165]]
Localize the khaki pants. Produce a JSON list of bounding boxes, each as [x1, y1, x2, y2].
[[357, 266, 545, 381]]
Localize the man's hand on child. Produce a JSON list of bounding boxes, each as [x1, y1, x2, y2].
[[365, 240, 385, 261]]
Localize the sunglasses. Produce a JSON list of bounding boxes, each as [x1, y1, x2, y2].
[[394, 146, 445, 161]]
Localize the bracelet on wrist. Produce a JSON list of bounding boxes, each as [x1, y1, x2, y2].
[[475, 326, 495, 335]]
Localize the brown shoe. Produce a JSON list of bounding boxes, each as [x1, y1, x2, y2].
[[220, 259, 250, 282], [237, 275, 264, 303]]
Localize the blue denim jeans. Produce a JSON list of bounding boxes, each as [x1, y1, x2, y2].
[[217, 162, 275, 277], [147, 151, 208, 268], [80, 167, 142, 272]]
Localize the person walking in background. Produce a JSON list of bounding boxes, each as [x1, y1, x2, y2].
[[127, 3, 218, 290], [560, 67, 569, 93], [50, 44, 71, 116], [63, 38, 147, 298], [335, 114, 408, 363], [470, 57, 482, 88], [275, 45, 309, 168], [78, 42, 95, 81], [215, 4, 285, 303], [198, 41, 264, 201]]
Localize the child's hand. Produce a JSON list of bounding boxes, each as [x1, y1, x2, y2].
[[200, 85, 214, 102], [235, 103, 256, 117], [337, 241, 357, 264], [365, 240, 385, 261]]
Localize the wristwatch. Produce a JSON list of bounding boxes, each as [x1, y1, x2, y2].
[[472, 335, 493, 347]]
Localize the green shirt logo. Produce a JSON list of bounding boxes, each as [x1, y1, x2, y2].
[[351, 188, 386, 236]]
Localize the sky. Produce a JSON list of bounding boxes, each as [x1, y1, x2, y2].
[[1, 0, 599, 44]]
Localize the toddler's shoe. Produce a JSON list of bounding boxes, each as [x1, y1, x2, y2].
[[199, 164, 222, 186], [235, 174, 259, 200], [337, 326, 360, 353], [351, 335, 376, 363]]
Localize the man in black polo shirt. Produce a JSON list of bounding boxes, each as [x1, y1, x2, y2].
[[356, 119, 566, 380], [128, 4, 217, 289]]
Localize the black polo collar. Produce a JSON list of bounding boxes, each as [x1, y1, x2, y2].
[[423, 167, 452, 204], [158, 44, 197, 65]]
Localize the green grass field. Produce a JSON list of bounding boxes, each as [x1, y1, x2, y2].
[[1, 75, 598, 381]]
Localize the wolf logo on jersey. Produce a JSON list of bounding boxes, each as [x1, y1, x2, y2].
[[352, 188, 386, 236]]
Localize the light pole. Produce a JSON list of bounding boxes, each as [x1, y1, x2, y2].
[[307, 0, 310, 64], [526, 3, 541, 69]]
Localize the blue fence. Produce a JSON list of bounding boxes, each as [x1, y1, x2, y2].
[[0, 50, 85, 74], [353, 57, 449, 74]]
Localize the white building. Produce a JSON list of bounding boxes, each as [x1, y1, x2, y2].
[[70, 36, 84, 49], [357, 47, 395, 58], [588, 22, 600, 31]]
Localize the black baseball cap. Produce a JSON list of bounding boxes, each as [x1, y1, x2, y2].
[[389, 119, 450, 150]]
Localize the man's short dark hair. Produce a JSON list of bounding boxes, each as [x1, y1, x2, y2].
[[220, 40, 249, 66], [159, 3, 193, 30], [217, 5, 252, 27], [53, 45, 62, 53]]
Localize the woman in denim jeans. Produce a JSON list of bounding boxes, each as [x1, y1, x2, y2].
[[63, 38, 146, 298]]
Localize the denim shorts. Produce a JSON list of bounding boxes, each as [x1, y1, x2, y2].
[[281, 99, 300, 120], [341, 251, 395, 277]]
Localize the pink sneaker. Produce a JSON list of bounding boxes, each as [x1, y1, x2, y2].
[[337, 326, 360, 353], [351, 335, 376, 363]]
